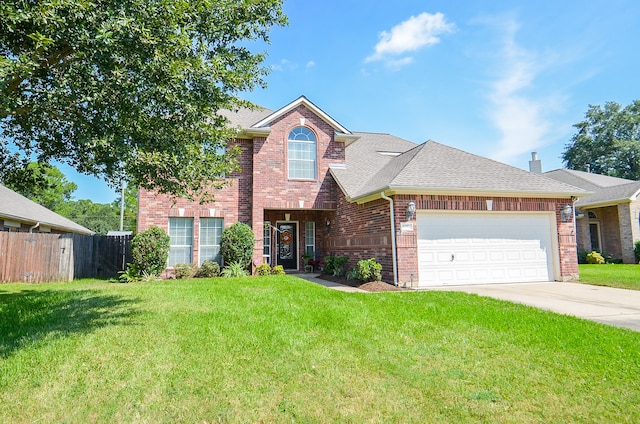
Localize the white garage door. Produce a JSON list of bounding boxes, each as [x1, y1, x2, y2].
[[417, 212, 556, 287]]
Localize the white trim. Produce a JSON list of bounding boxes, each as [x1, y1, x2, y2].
[[253, 96, 352, 135]]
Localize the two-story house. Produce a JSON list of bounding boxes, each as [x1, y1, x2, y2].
[[138, 96, 586, 287]]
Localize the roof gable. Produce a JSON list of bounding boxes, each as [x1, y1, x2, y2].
[[252, 95, 352, 135]]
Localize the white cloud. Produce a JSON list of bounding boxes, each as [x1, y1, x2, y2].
[[486, 17, 565, 163], [366, 12, 454, 67], [306, 60, 316, 70]]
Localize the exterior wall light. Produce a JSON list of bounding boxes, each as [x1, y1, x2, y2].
[[406, 201, 416, 221], [561, 204, 573, 222]]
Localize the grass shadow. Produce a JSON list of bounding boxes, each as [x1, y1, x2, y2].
[[0, 288, 141, 358]]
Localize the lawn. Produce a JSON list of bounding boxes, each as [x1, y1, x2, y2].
[[1, 276, 639, 423], [578, 264, 640, 290]]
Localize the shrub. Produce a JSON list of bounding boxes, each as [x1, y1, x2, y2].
[[271, 265, 285, 275], [174, 262, 198, 279], [220, 222, 255, 268], [577, 250, 589, 264], [354, 258, 383, 282], [586, 251, 605, 264], [255, 263, 272, 276], [324, 256, 349, 277], [635, 241, 640, 263], [221, 261, 249, 278], [131, 226, 170, 276], [197, 260, 220, 278], [118, 263, 140, 283]]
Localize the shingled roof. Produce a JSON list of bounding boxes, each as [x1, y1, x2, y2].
[[0, 184, 93, 234], [332, 137, 587, 202], [544, 169, 640, 207]]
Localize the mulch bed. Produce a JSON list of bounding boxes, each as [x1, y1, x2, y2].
[[316, 274, 409, 292]]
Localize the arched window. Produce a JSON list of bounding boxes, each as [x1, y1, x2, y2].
[[288, 127, 317, 179], [588, 211, 598, 220]]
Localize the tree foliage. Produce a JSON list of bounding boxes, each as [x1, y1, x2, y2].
[[3, 161, 77, 210], [563, 100, 640, 180], [1, 0, 286, 201], [55, 199, 121, 235]]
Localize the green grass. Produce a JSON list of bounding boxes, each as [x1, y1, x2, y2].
[[1, 276, 639, 423], [578, 264, 640, 290]]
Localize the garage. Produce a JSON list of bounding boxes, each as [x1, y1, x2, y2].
[[417, 212, 558, 286]]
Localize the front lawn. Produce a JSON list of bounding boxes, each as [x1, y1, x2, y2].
[[578, 264, 640, 290], [1, 277, 639, 422]]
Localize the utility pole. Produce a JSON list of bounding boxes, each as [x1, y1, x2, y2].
[[119, 179, 125, 231]]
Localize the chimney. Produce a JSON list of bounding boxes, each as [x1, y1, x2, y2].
[[529, 152, 542, 174]]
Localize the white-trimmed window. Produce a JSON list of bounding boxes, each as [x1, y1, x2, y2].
[[200, 218, 223, 265], [263, 221, 271, 264], [288, 127, 317, 179], [305, 221, 315, 257], [168, 217, 193, 267]]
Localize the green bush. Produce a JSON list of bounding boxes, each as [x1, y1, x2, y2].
[[255, 263, 272, 276], [586, 251, 605, 264], [324, 256, 349, 277], [354, 258, 383, 282], [174, 262, 198, 279], [131, 226, 170, 276], [220, 222, 255, 268], [197, 260, 220, 278], [635, 241, 640, 263], [221, 261, 249, 278], [118, 263, 140, 283], [271, 265, 285, 275], [577, 250, 589, 264]]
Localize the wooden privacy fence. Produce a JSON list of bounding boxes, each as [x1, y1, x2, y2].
[[0, 232, 132, 283]]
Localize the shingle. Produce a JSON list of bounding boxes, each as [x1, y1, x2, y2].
[[544, 169, 640, 206], [0, 184, 93, 234], [334, 138, 587, 199], [219, 106, 273, 128]]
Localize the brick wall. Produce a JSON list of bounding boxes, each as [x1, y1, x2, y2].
[[250, 105, 344, 264], [329, 193, 579, 285]]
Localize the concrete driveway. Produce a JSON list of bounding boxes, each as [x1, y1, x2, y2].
[[430, 282, 640, 332]]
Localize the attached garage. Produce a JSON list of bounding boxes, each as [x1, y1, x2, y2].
[[417, 211, 558, 286]]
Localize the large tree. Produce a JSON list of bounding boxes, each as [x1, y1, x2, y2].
[[563, 100, 640, 180], [1, 0, 286, 201]]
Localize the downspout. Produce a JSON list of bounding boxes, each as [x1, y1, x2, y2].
[[29, 222, 40, 233], [380, 192, 398, 286]]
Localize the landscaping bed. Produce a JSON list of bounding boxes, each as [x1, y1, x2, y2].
[[316, 274, 408, 292]]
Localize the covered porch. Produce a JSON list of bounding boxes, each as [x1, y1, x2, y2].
[[260, 209, 334, 271]]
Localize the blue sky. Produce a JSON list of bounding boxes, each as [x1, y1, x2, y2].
[[72, 0, 640, 203]]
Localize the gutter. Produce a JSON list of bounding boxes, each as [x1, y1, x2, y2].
[[380, 192, 398, 286], [29, 222, 40, 233]]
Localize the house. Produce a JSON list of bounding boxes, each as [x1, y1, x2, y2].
[[0, 184, 93, 235], [543, 168, 640, 263], [137, 96, 586, 287]]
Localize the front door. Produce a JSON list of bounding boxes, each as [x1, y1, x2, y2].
[[277, 222, 298, 270]]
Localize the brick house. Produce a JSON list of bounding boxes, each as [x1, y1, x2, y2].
[[544, 168, 640, 263], [138, 96, 586, 287]]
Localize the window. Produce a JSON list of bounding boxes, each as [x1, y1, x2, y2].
[[263, 221, 271, 264], [168, 217, 193, 267], [305, 221, 315, 257], [200, 218, 223, 265], [288, 127, 317, 179]]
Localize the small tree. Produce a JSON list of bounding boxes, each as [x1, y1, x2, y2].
[[131, 226, 170, 276], [220, 222, 255, 268]]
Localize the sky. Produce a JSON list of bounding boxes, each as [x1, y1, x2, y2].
[[70, 0, 640, 203]]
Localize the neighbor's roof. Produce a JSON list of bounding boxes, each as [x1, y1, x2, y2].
[[332, 138, 588, 202], [544, 169, 640, 207], [0, 184, 93, 234]]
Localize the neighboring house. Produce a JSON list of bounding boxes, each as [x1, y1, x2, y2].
[[0, 184, 93, 235], [138, 96, 586, 287], [543, 168, 640, 263]]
